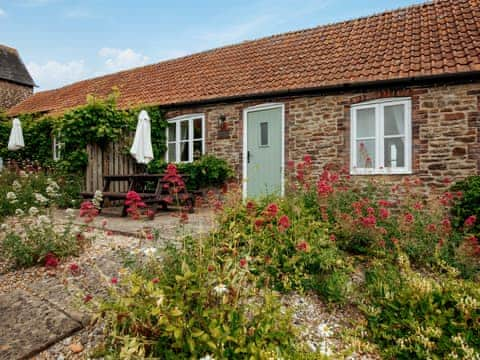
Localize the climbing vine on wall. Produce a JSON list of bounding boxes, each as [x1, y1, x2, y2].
[[0, 90, 167, 174]]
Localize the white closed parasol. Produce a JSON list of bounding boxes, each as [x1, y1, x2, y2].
[[7, 118, 25, 151], [130, 110, 154, 164]]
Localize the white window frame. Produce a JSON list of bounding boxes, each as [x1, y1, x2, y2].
[[350, 98, 412, 175], [52, 134, 64, 161], [165, 113, 205, 163]]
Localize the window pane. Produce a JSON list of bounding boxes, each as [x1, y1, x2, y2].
[[356, 140, 375, 168], [384, 105, 405, 136], [193, 118, 202, 139], [260, 122, 268, 146], [168, 143, 176, 162], [384, 137, 405, 168], [168, 123, 176, 142], [180, 120, 189, 140], [180, 142, 189, 162], [193, 140, 202, 160], [356, 108, 375, 138]]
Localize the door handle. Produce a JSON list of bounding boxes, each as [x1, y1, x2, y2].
[[247, 151, 251, 163]]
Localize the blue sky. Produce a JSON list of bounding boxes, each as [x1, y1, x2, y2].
[[1, 0, 424, 91]]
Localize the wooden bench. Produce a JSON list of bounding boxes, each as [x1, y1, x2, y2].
[[80, 173, 195, 217]]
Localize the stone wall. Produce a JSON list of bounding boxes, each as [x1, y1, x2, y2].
[[0, 79, 33, 111], [164, 81, 480, 192]]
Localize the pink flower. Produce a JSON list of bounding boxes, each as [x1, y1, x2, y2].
[[379, 208, 390, 219], [426, 223, 437, 232], [265, 203, 279, 218], [278, 215, 291, 232], [413, 202, 423, 210], [145, 232, 154, 240], [464, 215, 477, 228], [404, 213, 414, 224], [69, 263, 80, 274], [83, 294, 93, 303], [287, 160, 295, 170], [296, 241, 309, 252], [442, 218, 452, 232], [303, 155, 312, 165], [254, 217, 264, 230], [111, 277, 118, 285], [44, 253, 59, 268], [361, 215, 377, 227], [239, 258, 247, 268], [329, 234, 336, 242], [246, 201, 256, 213], [317, 180, 333, 196], [152, 277, 159, 284], [105, 230, 113, 236]]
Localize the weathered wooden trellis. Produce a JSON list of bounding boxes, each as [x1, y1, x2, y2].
[[85, 141, 141, 193]]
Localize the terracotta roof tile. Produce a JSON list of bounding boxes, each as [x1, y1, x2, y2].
[[8, 0, 480, 116]]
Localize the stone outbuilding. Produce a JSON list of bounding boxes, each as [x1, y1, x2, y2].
[[0, 45, 35, 111]]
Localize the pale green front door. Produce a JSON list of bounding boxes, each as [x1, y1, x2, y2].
[[246, 106, 283, 198]]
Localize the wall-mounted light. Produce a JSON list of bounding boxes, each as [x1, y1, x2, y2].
[[218, 114, 227, 130]]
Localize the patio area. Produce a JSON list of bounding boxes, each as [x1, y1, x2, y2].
[[0, 207, 216, 360]]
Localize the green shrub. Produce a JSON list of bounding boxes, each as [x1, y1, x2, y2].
[[0, 167, 81, 220], [100, 235, 308, 358], [362, 256, 480, 359], [148, 155, 234, 190], [1, 209, 89, 268], [451, 175, 480, 236]]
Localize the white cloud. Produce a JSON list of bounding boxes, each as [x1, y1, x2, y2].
[[98, 48, 150, 72], [27, 60, 87, 90], [0, 8, 6, 16]]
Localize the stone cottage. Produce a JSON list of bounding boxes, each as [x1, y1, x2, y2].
[[0, 45, 35, 111], [7, 0, 480, 197]]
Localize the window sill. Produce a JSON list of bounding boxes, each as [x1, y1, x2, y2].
[[350, 168, 413, 176]]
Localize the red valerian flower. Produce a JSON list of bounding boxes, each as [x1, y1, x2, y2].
[[303, 154, 312, 165], [404, 213, 414, 224], [246, 200, 256, 214], [379, 208, 390, 219], [361, 215, 377, 227], [329, 234, 336, 242], [438, 238, 445, 248], [79, 200, 99, 223], [464, 215, 477, 228], [83, 294, 93, 303], [239, 258, 247, 268], [366, 207, 375, 215], [413, 202, 423, 210], [278, 215, 291, 232], [265, 203, 279, 218], [105, 230, 113, 236], [179, 212, 189, 224], [207, 264, 215, 272], [296, 241, 309, 252], [152, 277, 159, 284], [111, 277, 118, 284], [378, 227, 388, 235], [254, 217, 264, 230], [441, 218, 452, 232], [44, 253, 59, 268], [317, 180, 333, 196], [69, 263, 80, 274], [426, 223, 437, 232], [287, 160, 295, 170]]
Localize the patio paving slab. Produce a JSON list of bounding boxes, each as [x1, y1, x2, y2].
[[0, 290, 82, 360]]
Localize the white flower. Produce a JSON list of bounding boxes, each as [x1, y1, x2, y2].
[[213, 284, 228, 296], [317, 322, 332, 338], [12, 180, 22, 191], [142, 247, 157, 257], [6, 192, 17, 202], [34, 193, 48, 204], [1, 224, 8, 231], [28, 207, 39, 216], [65, 208, 76, 218], [92, 190, 103, 209], [156, 294, 165, 307], [46, 185, 59, 197], [199, 355, 215, 360], [38, 215, 51, 224], [15, 209, 25, 216]]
